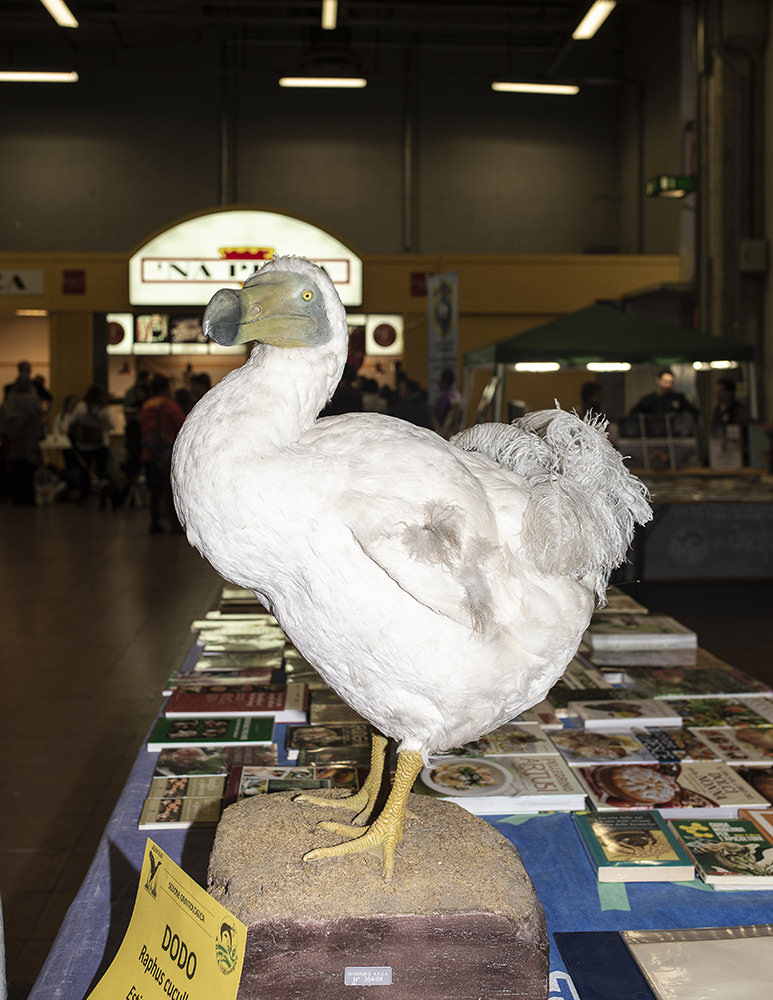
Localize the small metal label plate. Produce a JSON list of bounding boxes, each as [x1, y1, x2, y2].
[[344, 966, 393, 986]]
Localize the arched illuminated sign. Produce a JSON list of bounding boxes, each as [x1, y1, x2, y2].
[[129, 209, 362, 307]]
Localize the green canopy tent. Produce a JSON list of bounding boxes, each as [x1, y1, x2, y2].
[[462, 303, 756, 421], [464, 303, 755, 368]]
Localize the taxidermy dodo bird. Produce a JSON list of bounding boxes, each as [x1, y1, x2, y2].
[[172, 255, 651, 879]]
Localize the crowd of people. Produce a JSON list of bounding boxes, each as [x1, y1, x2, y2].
[[0, 358, 758, 519], [0, 361, 196, 533]]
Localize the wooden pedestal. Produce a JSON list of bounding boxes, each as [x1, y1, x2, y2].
[[208, 791, 548, 1000]]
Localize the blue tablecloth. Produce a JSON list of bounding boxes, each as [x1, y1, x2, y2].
[[29, 703, 773, 1000]]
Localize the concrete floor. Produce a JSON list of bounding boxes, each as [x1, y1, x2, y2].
[[0, 502, 221, 995], [1, 501, 771, 995]]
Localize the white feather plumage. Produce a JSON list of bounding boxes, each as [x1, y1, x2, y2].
[[172, 256, 652, 764]]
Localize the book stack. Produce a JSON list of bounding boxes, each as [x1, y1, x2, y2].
[[670, 817, 773, 889]]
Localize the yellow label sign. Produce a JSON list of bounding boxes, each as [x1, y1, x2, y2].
[[86, 839, 245, 1000]]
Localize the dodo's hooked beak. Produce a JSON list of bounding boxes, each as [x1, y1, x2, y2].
[[203, 271, 328, 349]]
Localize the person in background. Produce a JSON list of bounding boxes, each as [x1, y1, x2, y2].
[[433, 369, 462, 438], [188, 372, 211, 407], [52, 393, 81, 490], [69, 385, 114, 505], [580, 381, 604, 421], [360, 376, 388, 414], [122, 369, 150, 479], [630, 368, 698, 416], [140, 373, 186, 534], [711, 378, 749, 431], [0, 371, 45, 504], [390, 377, 434, 429]]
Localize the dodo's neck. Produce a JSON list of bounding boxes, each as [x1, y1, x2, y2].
[[207, 340, 345, 449]]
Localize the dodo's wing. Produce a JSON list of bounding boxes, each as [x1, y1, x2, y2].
[[301, 414, 530, 634]]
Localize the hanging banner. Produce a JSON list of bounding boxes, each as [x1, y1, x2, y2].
[[426, 272, 459, 406]]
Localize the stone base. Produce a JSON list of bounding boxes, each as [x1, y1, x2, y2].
[[208, 791, 548, 1000]]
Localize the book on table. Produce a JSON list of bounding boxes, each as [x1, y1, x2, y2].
[[575, 759, 770, 817], [147, 715, 275, 751], [446, 721, 560, 758], [687, 726, 773, 767], [412, 753, 587, 815], [670, 817, 773, 889], [568, 697, 682, 730], [617, 655, 773, 699], [583, 614, 697, 651], [285, 722, 372, 760], [152, 743, 279, 777], [223, 762, 361, 806], [572, 809, 696, 882], [138, 774, 226, 830], [666, 696, 773, 729], [164, 683, 308, 722]]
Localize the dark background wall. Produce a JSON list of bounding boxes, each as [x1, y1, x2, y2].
[[0, 7, 684, 257]]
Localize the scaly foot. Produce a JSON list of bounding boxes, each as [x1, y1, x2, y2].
[[296, 732, 387, 825], [303, 749, 423, 879]]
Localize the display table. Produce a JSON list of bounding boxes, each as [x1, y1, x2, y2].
[[29, 726, 773, 1000], [617, 470, 773, 581]]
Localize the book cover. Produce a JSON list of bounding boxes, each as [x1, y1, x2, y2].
[[138, 774, 226, 830], [152, 742, 279, 777], [667, 697, 773, 729], [632, 726, 720, 763], [145, 774, 227, 801], [576, 760, 769, 815], [584, 646, 698, 667], [224, 763, 360, 806], [296, 744, 374, 767], [549, 728, 660, 766], [584, 614, 697, 651], [164, 683, 307, 722], [308, 689, 365, 725], [285, 722, 372, 753], [147, 715, 275, 751], [689, 726, 773, 766], [620, 657, 772, 700], [670, 818, 773, 887], [570, 697, 682, 730], [163, 668, 284, 696], [738, 808, 773, 842], [546, 683, 645, 712], [195, 651, 285, 670], [572, 810, 695, 882], [733, 766, 773, 804], [446, 721, 559, 757], [596, 586, 650, 615], [515, 700, 562, 729], [138, 795, 223, 830], [412, 753, 587, 815]]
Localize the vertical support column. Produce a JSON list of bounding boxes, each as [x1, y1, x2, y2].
[[48, 312, 94, 404]]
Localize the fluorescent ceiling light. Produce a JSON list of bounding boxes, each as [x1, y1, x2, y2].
[[587, 362, 631, 372], [16, 309, 49, 317], [492, 81, 579, 95], [514, 362, 561, 372], [321, 0, 338, 30], [572, 1, 616, 40], [279, 75, 366, 88], [693, 360, 738, 371], [40, 0, 78, 28], [0, 70, 78, 82]]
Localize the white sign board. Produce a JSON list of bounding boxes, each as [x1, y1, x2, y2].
[[129, 210, 362, 307]]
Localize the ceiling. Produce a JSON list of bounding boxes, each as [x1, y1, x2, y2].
[[0, 1, 680, 80]]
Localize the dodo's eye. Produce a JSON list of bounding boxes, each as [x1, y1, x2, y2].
[[301, 289, 314, 301]]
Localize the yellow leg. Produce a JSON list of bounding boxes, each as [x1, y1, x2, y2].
[[303, 749, 424, 880], [296, 732, 387, 825]]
